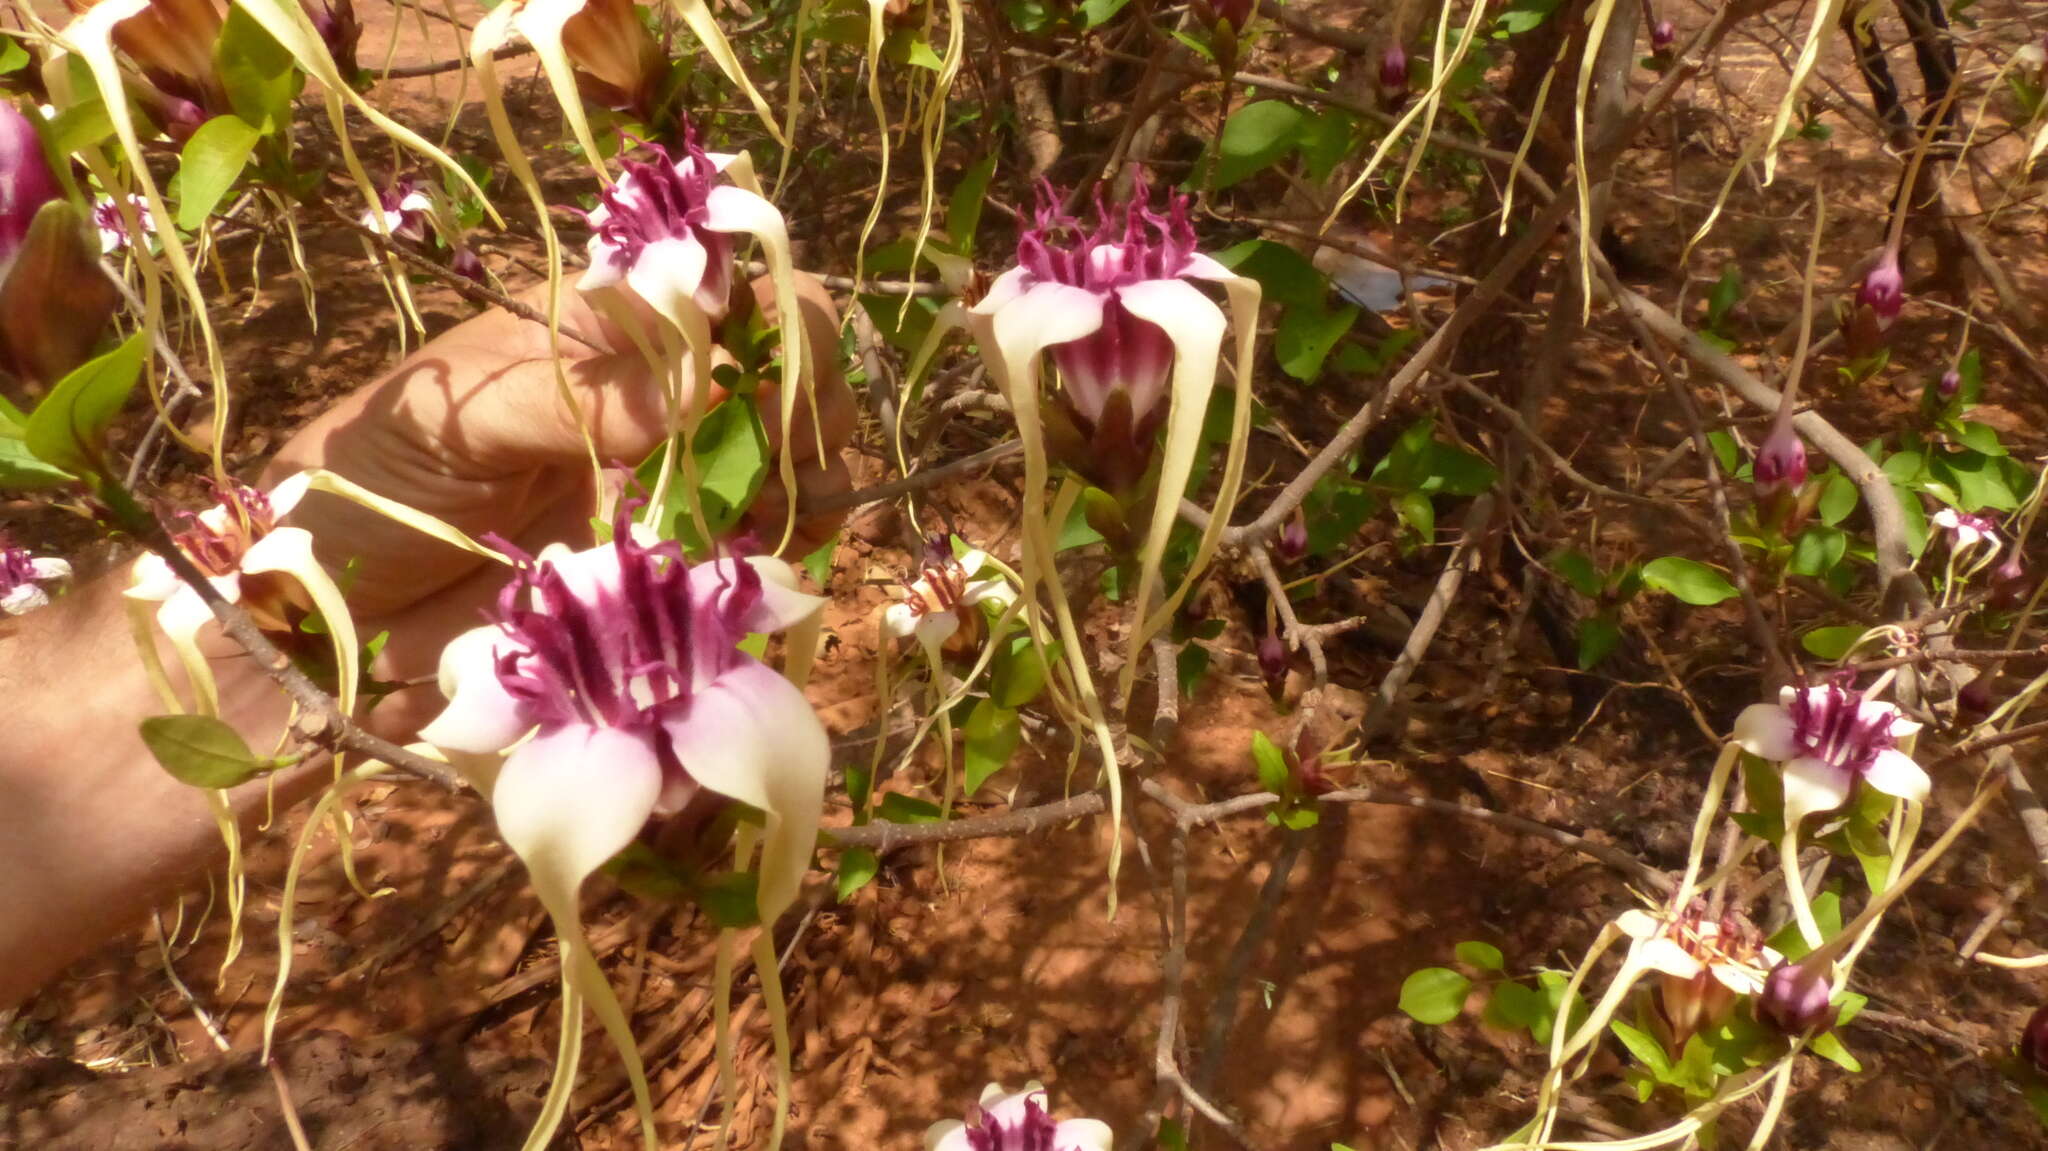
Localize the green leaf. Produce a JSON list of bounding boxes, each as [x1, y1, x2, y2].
[[176, 116, 262, 231], [0, 427, 74, 488], [962, 698, 1022, 795], [1818, 472, 1857, 526], [1808, 1030, 1861, 1072], [1953, 347, 1982, 406], [1766, 890, 1842, 960], [1788, 526, 1847, 578], [1273, 806, 1320, 830], [1577, 613, 1622, 670], [1302, 474, 1376, 556], [695, 871, 761, 927], [1547, 548, 1603, 597], [1483, 980, 1542, 1030], [1893, 483, 1929, 559], [1395, 490, 1435, 542], [1251, 730, 1290, 794], [945, 154, 997, 257], [1456, 940, 1505, 971], [1532, 970, 1588, 1045], [24, 332, 148, 478], [836, 847, 880, 901], [1706, 264, 1743, 330], [215, 5, 301, 133], [47, 98, 115, 157], [990, 634, 1056, 708], [1295, 110, 1356, 182], [139, 714, 282, 789], [1275, 300, 1359, 383], [1642, 556, 1739, 605], [1609, 1017, 1674, 1077], [877, 792, 944, 824], [1077, 0, 1132, 27], [1398, 967, 1473, 1024], [1800, 625, 1864, 661], [1176, 643, 1211, 697], [801, 532, 838, 586], [642, 396, 772, 551], [1212, 101, 1308, 190], [1706, 429, 1740, 476], [1213, 239, 1327, 307], [0, 36, 29, 73], [882, 29, 946, 69], [1952, 420, 2006, 457]]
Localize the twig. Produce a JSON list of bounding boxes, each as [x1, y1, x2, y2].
[[1192, 830, 1305, 1093], [1361, 494, 1493, 741], [799, 440, 1023, 517], [380, 42, 530, 79]]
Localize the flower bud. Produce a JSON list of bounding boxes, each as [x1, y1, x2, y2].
[[1956, 676, 1993, 720], [0, 102, 60, 273], [1993, 552, 2031, 609], [1857, 248, 1904, 328], [95, 0, 227, 110], [1757, 961, 1834, 1036], [560, 0, 667, 120], [1207, 0, 1253, 32], [1651, 19, 1676, 53], [2022, 1005, 2048, 1075], [1379, 43, 1409, 99], [1258, 628, 1287, 696], [1938, 367, 1961, 398], [1752, 422, 1807, 501], [1276, 510, 1308, 562], [303, 0, 361, 79], [450, 244, 485, 283]]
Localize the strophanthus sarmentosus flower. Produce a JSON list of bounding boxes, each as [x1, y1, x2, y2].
[[123, 473, 359, 716], [359, 177, 431, 242], [1617, 901, 1779, 1053], [926, 1083, 1112, 1151], [966, 179, 1260, 699], [418, 524, 828, 1151], [0, 542, 71, 615], [881, 543, 1017, 668]]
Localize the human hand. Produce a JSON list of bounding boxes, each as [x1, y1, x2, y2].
[[264, 272, 855, 739]]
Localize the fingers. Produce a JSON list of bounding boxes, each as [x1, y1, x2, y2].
[[743, 449, 853, 560]]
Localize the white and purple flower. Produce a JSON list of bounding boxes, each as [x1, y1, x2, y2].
[[926, 1083, 1112, 1151], [971, 179, 1231, 491], [577, 126, 778, 323], [1734, 680, 1929, 823], [94, 194, 155, 254], [419, 519, 828, 928], [126, 474, 318, 639], [0, 540, 71, 615], [359, 177, 432, 242], [1933, 507, 1999, 554], [881, 539, 1014, 666], [1618, 900, 1778, 1051]]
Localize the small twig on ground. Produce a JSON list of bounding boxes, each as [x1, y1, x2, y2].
[[1361, 494, 1493, 741]]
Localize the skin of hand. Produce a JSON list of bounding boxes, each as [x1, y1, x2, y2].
[[268, 271, 855, 739], [0, 273, 854, 1007]]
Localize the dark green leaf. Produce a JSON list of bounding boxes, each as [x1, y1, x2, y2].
[[696, 871, 761, 927], [836, 847, 880, 900], [962, 698, 1022, 795], [1706, 265, 1742, 329], [877, 792, 945, 824], [1484, 980, 1541, 1030], [139, 714, 281, 789], [1642, 556, 1738, 605], [801, 533, 838, 586], [1577, 613, 1622, 670], [1788, 526, 1847, 578], [1275, 300, 1359, 383], [991, 634, 1056, 708], [945, 154, 997, 256], [1547, 548, 1603, 598], [1212, 101, 1308, 190]]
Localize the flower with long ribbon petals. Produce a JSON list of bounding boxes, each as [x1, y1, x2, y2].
[[1733, 681, 1928, 823], [1618, 900, 1778, 1052], [880, 540, 1014, 665], [0, 540, 71, 615], [926, 1083, 1112, 1151], [1933, 507, 1998, 554], [126, 474, 320, 640], [419, 520, 828, 932], [359, 177, 431, 241]]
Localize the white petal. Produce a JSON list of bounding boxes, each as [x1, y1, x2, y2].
[[578, 236, 629, 293], [239, 525, 319, 578], [1, 584, 48, 614], [1732, 703, 1799, 762], [741, 555, 825, 631], [622, 234, 710, 328], [1636, 937, 1703, 979], [1782, 756, 1853, 824], [1055, 1118, 1114, 1151], [268, 472, 313, 517], [973, 265, 1032, 315], [1709, 961, 1764, 995], [1863, 748, 1930, 804], [881, 601, 919, 639], [1933, 508, 1960, 529], [701, 183, 785, 240], [493, 725, 663, 900], [925, 1121, 971, 1151], [126, 552, 180, 603], [913, 611, 960, 665], [544, 539, 628, 604], [992, 283, 1108, 376], [960, 578, 1013, 608], [419, 626, 533, 754], [28, 557, 70, 581], [663, 659, 828, 920], [1616, 909, 1660, 941], [1180, 252, 1235, 282]]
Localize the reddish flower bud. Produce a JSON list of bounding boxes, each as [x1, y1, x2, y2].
[[1857, 248, 1904, 328], [560, 0, 668, 120], [1276, 510, 1308, 562], [1380, 43, 1408, 96], [1651, 20, 1676, 53], [1753, 422, 1807, 500], [1938, 367, 1961, 398], [1258, 628, 1287, 696], [0, 102, 60, 272], [1208, 0, 1253, 32], [450, 244, 485, 284], [1993, 552, 2031, 609], [2021, 1005, 2048, 1075], [1757, 961, 1834, 1036], [1957, 677, 1993, 720]]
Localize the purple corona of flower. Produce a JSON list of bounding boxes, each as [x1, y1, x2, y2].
[[127, 474, 319, 637], [361, 177, 431, 242], [95, 195, 156, 254], [450, 244, 486, 284], [0, 539, 71, 615], [0, 102, 61, 274], [1734, 680, 1928, 823], [1757, 960, 1834, 1036], [1651, 19, 1677, 52], [1858, 248, 1904, 328], [926, 1084, 1112, 1151], [578, 125, 775, 322], [1752, 422, 1807, 500], [971, 179, 1230, 490], [420, 515, 828, 926]]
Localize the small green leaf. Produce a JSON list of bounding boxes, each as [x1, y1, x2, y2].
[[1547, 548, 1604, 598], [1077, 0, 1132, 26], [24, 332, 148, 478], [1642, 556, 1739, 605], [1766, 890, 1843, 960], [695, 871, 761, 927], [1396, 490, 1435, 542], [1212, 101, 1308, 190], [1533, 970, 1588, 1045], [1808, 1030, 1861, 1072], [1705, 429, 1740, 476], [1609, 1017, 1675, 1077], [990, 634, 1056, 708], [1483, 980, 1541, 1030], [1788, 526, 1847, 578], [1817, 472, 1858, 526], [139, 714, 280, 789], [1398, 967, 1473, 1024], [1456, 940, 1505, 971], [1577, 613, 1622, 670], [1799, 625, 1864, 662], [945, 154, 997, 257], [836, 847, 880, 901], [962, 698, 1022, 795], [800, 532, 838, 586], [1275, 300, 1359, 383], [0, 36, 28, 73], [215, 5, 301, 133], [1952, 420, 2006, 457], [176, 115, 262, 231], [1251, 730, 1290, 794]]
